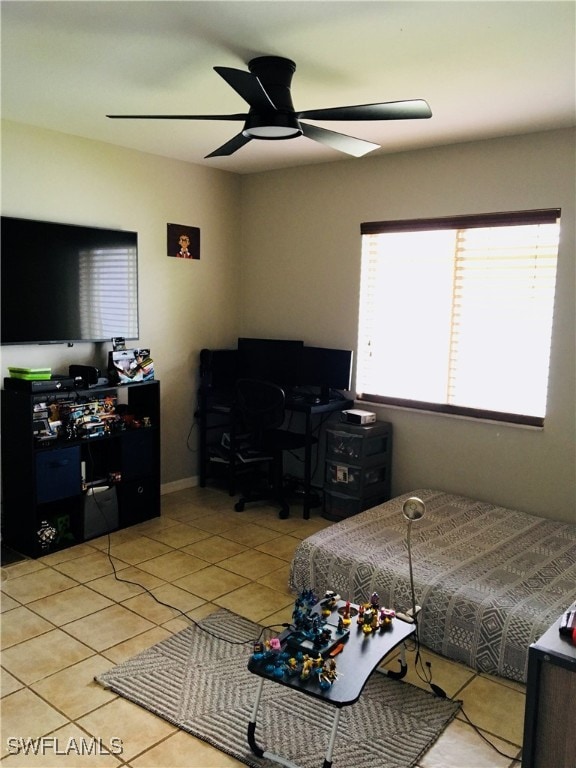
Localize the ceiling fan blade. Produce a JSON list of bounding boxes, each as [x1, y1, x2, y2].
[[214, 66, 276, 111], [205, 132, 252, 158], [298, 99, 432, 121], [300, 123, 379, 158], [107, 113, 248, 120]]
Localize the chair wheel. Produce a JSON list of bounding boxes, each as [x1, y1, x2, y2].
[[278, 507, 289, 519], [235, 501, 245, 512]]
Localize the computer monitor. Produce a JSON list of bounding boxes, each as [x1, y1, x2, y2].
[[237, 338, 304, 387], [300, 347, 353, 401]]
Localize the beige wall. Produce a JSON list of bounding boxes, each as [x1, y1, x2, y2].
[[1, 121, 242, 488], [2, 122, 574, 520], [239, 129, 576, 521]]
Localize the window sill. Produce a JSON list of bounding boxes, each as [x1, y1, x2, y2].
[[355, 396, 544, 430]]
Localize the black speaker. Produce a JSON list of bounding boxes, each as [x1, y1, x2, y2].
[[69, 365, 100, 387]]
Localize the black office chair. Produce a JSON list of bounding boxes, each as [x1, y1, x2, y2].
[[232, 378, 307, 519]]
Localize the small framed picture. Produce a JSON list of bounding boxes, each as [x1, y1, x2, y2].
[[167, 223, 200, 260]]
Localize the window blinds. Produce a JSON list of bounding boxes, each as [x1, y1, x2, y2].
[[358, 209, 560, 424], [79, 247, 139, 339]]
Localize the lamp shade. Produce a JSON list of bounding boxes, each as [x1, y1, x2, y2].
[[402, 496, 426, 521]]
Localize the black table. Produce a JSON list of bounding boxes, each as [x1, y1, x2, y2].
[[198, 385, 353, 518], [247, 600, 416, 768], [285, 396, 354, 518]]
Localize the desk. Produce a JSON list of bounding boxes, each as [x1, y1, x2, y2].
[[284, 396, 354, 518], [247, 599, 416, 768], [197, 385, 352, 519]]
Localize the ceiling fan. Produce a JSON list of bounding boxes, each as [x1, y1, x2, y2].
[[107, 56, 432, 159]]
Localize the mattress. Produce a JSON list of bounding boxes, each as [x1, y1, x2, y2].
[[289, 489, 576, 682]]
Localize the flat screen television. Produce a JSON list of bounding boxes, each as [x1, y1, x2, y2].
[[1, 216, 139, 345]]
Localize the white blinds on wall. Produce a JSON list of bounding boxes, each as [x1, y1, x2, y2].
[[448, 223, 560, 416], [357, 211, 560, 421]]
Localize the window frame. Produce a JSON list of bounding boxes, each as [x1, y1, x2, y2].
[[358, 209, 561, 428]]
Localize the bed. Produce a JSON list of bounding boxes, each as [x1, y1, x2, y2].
[[289, 489, 576, 683]]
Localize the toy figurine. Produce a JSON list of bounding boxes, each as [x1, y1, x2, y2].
[[292, 589, 318, 632], [319, 658, 338, 689], [341, 601, 352, 627], [361, 607, 375, 634], [285, 657, 299, 676], [320, 590, 339, 617], [37, 520, 57, 550], [273, 665, 285, 679], [379, 607, 395, 630], [313, 627, 333, 649], [300, 655, 314, 680], [357, 604, 365, 625], [370, 592, 380, 609]]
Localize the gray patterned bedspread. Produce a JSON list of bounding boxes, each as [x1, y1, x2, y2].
[[289, 489, 576, 682]]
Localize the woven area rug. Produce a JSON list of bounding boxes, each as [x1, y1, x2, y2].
[[96, 609, 460, 768]]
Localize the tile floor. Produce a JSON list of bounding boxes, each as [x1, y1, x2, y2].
[[1, 486, 524, 767]]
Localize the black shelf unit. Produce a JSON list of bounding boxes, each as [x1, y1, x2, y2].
[[1, 380, 160, 558], [196, 348, 241, 494]]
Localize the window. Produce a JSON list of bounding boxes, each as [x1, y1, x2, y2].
[[357, 210, 560, 426]]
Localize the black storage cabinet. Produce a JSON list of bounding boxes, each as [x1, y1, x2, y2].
[[1, 380, 160, 558], [323, 421, 392, 520]]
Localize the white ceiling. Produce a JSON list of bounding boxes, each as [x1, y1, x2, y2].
[[2, 1, 575, 175]]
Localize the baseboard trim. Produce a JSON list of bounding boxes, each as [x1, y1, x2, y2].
[[161, 476, 199, 495]]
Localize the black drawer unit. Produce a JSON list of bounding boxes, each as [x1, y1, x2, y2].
[[1, 379, 160, 558], [326, 423, 391, 465], [323, 421, 392, 521], [117, 478, 159, 527]]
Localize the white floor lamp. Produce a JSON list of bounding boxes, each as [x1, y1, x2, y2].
[[401, 496, 426, 622], [383, 495, 427, 678]]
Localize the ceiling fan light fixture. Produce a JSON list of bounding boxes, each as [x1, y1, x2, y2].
[[107, 55, 432, 158], [242, 112, 302, 140]]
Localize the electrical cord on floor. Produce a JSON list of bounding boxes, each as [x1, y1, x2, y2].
[[407, 621, 522, 764], [83, 452, 283, 648], [102, 521, 287, 645], [457, 707, 522, 763], [186, 419, 198, 452]]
